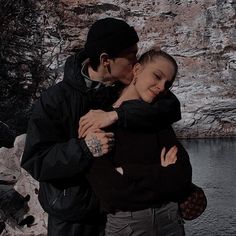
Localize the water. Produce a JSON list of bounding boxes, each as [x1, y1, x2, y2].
[[181, 138, 236, 236]]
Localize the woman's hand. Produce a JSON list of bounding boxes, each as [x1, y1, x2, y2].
[[161, 146, 178, 167], [78, 110, 118, 138], [115, 167, 124, 175]]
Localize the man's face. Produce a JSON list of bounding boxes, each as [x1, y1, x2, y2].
[[109, 45, 138, 85]]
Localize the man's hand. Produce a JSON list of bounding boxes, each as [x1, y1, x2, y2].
[[79, 110, 118, 138], [161, 146, 178, 167], [84, 129, 115, 157]]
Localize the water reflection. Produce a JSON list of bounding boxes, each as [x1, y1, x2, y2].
[[181, 138, 236, 236]]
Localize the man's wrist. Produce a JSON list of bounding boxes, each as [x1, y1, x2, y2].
[[79, 139, 94, 160]]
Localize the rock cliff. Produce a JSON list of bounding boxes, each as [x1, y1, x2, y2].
[[0, 0, 235, 146]]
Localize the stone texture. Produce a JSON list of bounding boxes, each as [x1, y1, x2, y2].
[[0, 134, 47, 236], [0, 0, 235, 146]]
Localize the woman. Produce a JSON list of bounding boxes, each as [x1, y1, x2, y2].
[[85, 48, 192, 235]]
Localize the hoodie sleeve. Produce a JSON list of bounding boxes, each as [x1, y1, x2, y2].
[[120, 127, 192, 203], [21, 88, 93, 182], [87, 157, 163, 211], [120, 145, 192, 204], [157, 127, 192, 202], [114, 90, 181, 130]]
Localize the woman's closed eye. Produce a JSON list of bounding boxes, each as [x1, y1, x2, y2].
[[153, 73, 162, 80]]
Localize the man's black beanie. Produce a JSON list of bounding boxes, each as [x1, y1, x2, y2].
[[84, 18, 139, 58]]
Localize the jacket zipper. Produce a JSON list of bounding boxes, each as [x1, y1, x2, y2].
[[50, 189, 66, 206]]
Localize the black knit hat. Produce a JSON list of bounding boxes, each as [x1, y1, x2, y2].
[[84, 18, 139, 58]]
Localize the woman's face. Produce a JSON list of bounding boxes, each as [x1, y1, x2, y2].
[[133, 57, 175, 103]]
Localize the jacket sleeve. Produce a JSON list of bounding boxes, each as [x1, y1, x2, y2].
[[21, 90, 93, 182], [114, 90, 181, 130]]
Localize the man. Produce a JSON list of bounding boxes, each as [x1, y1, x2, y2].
[[21, 18, 181, 236]]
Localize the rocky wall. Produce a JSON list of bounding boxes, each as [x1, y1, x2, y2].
[[0, 134, 47, 235], [0, 0, 236, 146]]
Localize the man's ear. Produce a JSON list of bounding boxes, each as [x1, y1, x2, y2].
[[100, 53, 110, 67], [133, 63, 142, 77]]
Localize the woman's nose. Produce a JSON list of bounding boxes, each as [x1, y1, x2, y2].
[[156, 80, 166, 92]]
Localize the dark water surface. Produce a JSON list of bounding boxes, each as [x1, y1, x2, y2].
[[181, 138, 236, 236]]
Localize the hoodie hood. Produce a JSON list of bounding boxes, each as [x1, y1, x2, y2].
[[63, 49, 88, 93]]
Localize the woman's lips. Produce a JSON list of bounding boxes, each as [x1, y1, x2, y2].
[[148, 88, 159, 97]]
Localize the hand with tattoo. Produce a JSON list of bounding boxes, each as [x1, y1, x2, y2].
[[84, 129, 115, 157]]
